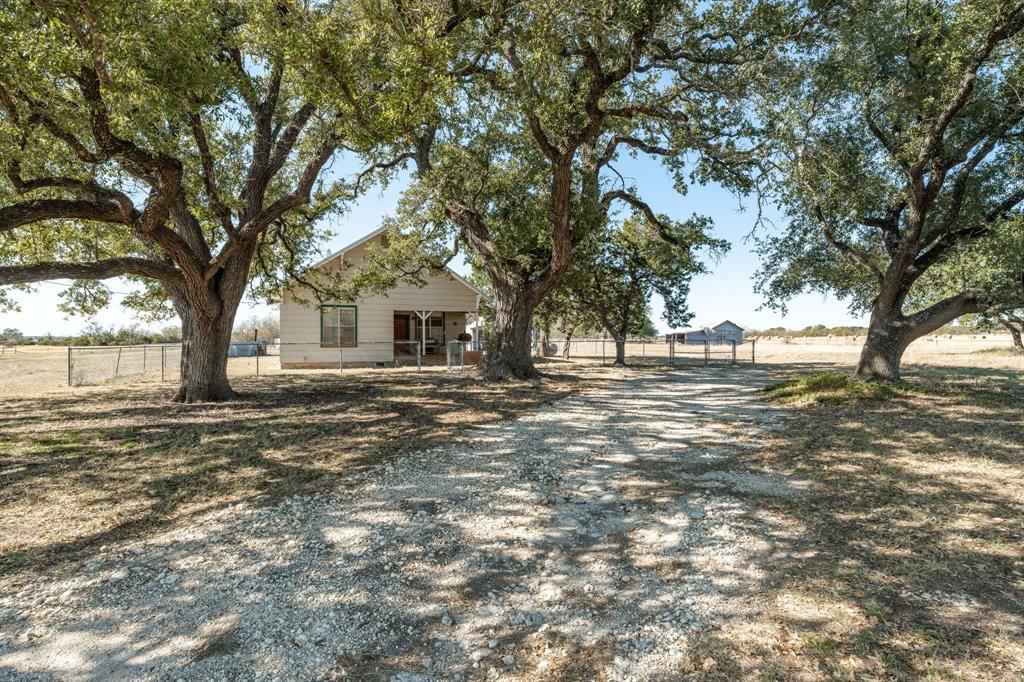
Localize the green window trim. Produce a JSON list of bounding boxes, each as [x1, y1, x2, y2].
[[320, 304, 358, 347]]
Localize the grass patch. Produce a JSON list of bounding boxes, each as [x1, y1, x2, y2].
[[765, 371, 912, 405]]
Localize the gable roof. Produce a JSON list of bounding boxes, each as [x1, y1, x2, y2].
[[311, 226, 486, 298], [312, 225, 390, 269], [713, 320, 745, 331]]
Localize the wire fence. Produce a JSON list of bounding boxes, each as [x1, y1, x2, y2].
[[53, 336, 753, 387], [67, 344, 182, 386], [547, 337, 756, 366], [64, 339, 486, 386]]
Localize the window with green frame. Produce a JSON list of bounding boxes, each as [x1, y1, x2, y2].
[[321, 305, 357, 347]]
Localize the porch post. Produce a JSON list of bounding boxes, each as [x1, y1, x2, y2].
[[415, 310, 433, 356]]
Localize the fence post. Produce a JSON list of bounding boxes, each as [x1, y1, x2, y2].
[[143, 345, 147, 372], [731, 340, 737, 365], [338, 343, 343, 374], [67, 347, 72, 386], [602, 338, 606, 365], [670, 338, 675, 366], [752, 339, 756, 364], [704, 341, 709, 366], [161, 345, 166, 382], [642, 337, 645, 358], [416, 341, 422, 372], [114, 347, 122, 377]]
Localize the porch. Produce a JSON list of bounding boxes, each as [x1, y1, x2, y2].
[[392, 310, 473, 357]]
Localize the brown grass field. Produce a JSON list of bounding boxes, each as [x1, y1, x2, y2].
[[1, 335, 1022, 679]]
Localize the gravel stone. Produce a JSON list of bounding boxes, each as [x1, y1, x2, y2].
[[0, 368, 802, 681]]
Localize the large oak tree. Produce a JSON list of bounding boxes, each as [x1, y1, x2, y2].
[[333, 0, 797, 379], [758, 0, 1024, 380], [0, 0, 389, 401]]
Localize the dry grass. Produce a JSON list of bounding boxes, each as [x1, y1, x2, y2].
[[754, 334, 1024, 374], [684, 371, 1024, 681], [0, 360, 653, 584]]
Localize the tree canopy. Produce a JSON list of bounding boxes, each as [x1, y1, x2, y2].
[[333, 0, 799, 378], [757, 0, 1024, 379], [0, 0, 393, 400]]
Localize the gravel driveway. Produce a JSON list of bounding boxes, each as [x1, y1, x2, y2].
[[0, 367, 808, 681]]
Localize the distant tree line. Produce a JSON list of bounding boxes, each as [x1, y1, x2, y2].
[[2, 322, 182, 347], [750, 323, 994, 338], [2, 314, 277, 347]]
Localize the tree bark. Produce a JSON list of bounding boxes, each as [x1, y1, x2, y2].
[[173, 305, 238, 403], [1004, 321, 1024, 351], [855, 291, 982, 381], [536, 323, 552, 358], [484, 283, 538, 380], [614, 336, 626, 365], [855, 315, 910, 381], [169, 248, 252, 403]]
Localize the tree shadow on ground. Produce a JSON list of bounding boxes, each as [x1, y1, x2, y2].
[[1, 367, 798, 680], [0, 367, 621, 582], [676, 365, 1024, 680]]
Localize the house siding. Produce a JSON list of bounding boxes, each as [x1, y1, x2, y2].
[[279, 239, 480, 367]]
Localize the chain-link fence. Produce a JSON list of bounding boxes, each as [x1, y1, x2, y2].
[[58, 336, 751, 387], [67, 344, 182, 386], [64, 339, 484, 386]]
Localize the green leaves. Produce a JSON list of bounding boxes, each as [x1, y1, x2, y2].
[[563, 211, 728, 335], [758, 0, 1024, 320]]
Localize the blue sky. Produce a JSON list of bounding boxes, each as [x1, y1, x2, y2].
[[0, 154, 867, 337]]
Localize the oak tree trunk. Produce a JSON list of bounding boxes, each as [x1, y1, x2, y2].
[[855, 318, 909, 381], [169, 248, 251, 403], [1003, 322, 1024, 352], [536, 324, 552, 358], [614, 336, 626, 365], [484, 284, 538, 380], [855, 294, 976, 381], [173, 304, 238, 403]]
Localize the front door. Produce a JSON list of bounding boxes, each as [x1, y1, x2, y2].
[[394, 315, 409, 342]]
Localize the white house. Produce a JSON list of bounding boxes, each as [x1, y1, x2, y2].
[[279, 227, 484, 368]]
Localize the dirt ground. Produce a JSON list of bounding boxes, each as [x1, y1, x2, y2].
[[1, 340, 1022, 679], [0, 361, 663, 581], [1, 367, 806, 680]]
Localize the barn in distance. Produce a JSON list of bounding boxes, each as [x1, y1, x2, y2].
[[666, 320, 745, 345]]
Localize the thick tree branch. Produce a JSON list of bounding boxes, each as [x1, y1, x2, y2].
[[0, 257, 180, 285], [914, 183, 1024, 272], [0, 198, 130, 234], [187, 111, 235, 235], [599, 135, 676, 165], [812, 206, 884, 280], [267, 102, 316, 176], [601, 190, 680, 247]]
